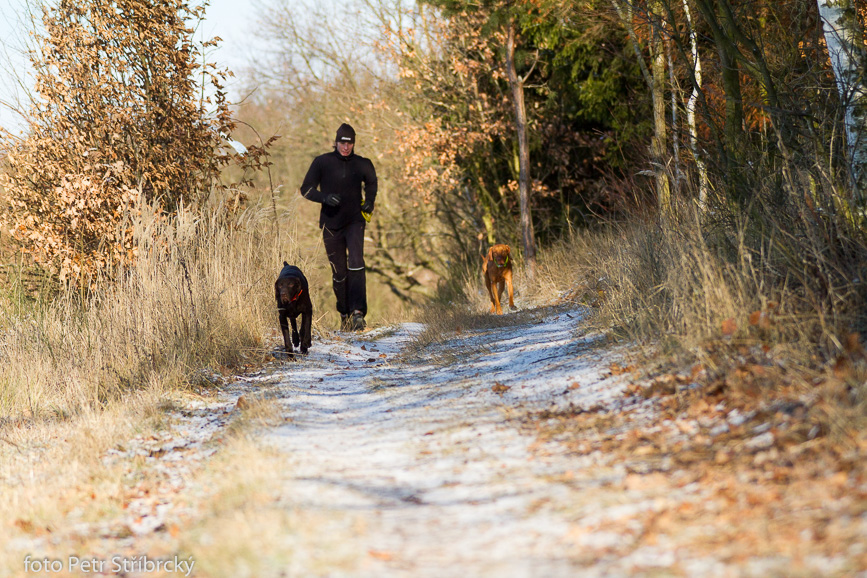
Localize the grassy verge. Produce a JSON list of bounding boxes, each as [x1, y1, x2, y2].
[[529, 204, 867, 451], [0, 200, 306, 421], [0, 197, 301, 575]]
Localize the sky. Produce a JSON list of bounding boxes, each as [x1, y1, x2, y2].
[[0, 0, 259, 133]]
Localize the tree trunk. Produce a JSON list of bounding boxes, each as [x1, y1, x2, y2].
[[666, 26, 681, 199], [610, 0, 670, 217], [505, 20, 536, 278], [683, 0, 709, 207], [649, 0, 671, 217], [695, 0, 747, 204], [817, 0, 867, 200]]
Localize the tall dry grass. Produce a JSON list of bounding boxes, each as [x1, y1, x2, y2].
[[435, 174, 867, 374], [536, 209, 865, 359], [0, 196, 311, 421]]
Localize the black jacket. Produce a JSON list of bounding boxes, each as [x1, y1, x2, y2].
[[300, 149, 378, 229]]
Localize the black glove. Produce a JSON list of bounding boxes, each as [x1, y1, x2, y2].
[[361, 199, 374, 214], [324, 194, 341, 207]]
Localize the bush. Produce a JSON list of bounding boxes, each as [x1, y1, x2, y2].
[[0, 0, 236, 284]]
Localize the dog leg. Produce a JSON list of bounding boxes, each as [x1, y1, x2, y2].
[[300, 311, 312, 354], [485, 275, 497, 314], [504, 269, 515, 309], [279, 313, 294, 354], [495, 279, 505, 314], [290, 315, 300, 348]]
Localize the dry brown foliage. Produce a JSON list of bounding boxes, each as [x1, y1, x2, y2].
[[0, 0, 240, 284], [387, 11, 510, 206]]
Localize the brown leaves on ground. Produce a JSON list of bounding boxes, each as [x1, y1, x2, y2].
[[607, 363, 635, 376], [523, 340, 867, 571]]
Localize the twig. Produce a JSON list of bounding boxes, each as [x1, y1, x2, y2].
[[233, 119, 280, 238], [0, 435, 23, 453]]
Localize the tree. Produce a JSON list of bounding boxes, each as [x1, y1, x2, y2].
[[610, 0, 671, 215], [0, 0, 236, 283], [681, 0, 708, 207], [425, 0, 541, 276], [505, 19, 537, 278], [818, 0, 867, 201]]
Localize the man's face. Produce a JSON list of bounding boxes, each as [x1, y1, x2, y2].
[[337, 141, 354, 156]]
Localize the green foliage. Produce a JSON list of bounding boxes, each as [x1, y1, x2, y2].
[[411, 0, 651, 245]]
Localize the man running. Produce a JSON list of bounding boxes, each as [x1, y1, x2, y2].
[[300, 123, 377, 330]]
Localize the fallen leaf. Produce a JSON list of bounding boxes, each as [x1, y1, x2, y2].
[[491, 382, 510, 394], [748, 310, 762, 326], [748, 364, 766, 377], [368, 550, 394, 561], [833, 356, 851, 379], [722, 317, 737, 336], [13, 519, 34, 534], [624, 472, 668, 491], [379, 353, 387, 358], [845, 333, 865, 357], [830, 471, 849, 488]]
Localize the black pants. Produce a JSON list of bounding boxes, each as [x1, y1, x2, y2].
[[323, 221, 367, 317]]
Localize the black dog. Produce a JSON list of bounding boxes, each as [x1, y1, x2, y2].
[[275, 262, 313, 355]]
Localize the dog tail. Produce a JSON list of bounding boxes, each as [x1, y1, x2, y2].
[[283, 261, 289, 266]]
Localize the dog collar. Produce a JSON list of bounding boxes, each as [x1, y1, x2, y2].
[[291, 289, 304, 302], [496, 255, 509, 268]]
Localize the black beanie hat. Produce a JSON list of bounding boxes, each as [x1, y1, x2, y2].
[[335, 123, 356, 144]]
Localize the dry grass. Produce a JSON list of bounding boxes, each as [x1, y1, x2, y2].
[[0, 194, 303, 578], [0, 391, 166, 576], [0, 197, 312, 421], [522, 201, 866, 361], [176, 436, 362, 577], [522, 201, 867, 445]]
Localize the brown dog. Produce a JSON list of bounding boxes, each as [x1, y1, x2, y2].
[[482, 244, 514, 314]]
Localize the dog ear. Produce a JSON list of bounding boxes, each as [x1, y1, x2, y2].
[[283, 261, 289, 266]]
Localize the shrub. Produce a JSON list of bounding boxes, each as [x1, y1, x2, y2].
[[0, 0, 236, 284]]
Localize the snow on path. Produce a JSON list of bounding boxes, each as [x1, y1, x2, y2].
[[256, 308, 637, 577]]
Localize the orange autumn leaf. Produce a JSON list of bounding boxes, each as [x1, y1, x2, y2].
[[722, 318, 737, 336], [491, 382, 511, 394], [368, 550, 394, 561]]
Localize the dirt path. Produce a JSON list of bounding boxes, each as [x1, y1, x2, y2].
[[254, 308, 643, 576], [245, 306, 864, 577]]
